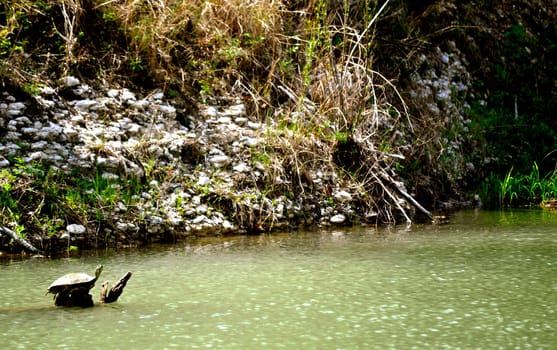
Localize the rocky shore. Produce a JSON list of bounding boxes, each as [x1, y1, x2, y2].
[[1, 76, 429, 254]]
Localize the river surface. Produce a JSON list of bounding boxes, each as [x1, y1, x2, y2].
[[1, 210, 557, 349]]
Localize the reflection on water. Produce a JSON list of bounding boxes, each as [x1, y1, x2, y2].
[[1, 210, 557, 349]]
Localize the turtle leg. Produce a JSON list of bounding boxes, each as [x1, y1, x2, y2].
[[54, 292, 71, 306]]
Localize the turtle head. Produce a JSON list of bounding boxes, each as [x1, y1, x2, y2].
[[95, 265, 103, 279]]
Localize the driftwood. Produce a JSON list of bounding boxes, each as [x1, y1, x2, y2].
[[0, 224, 43, 254], [377, 170, 434, 222], [100, 272, 133, 303]]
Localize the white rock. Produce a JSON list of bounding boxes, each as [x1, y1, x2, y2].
[[233, 163, 250, 173], [168, 216, 183, 226], [7, 109, 23, 116], [116, 222, 128, 231], [31, 141, 48, 150], [192, 196, 202, 205], [275, 203, 284, 219], [333, 190, 352, 202], [107, 89, 120, 98], [437, 89, 450, 100], [101, 172, 120, 181], [149, 180, 159, 188], [156, 104, 176, 115], [217, 116, 232, 124], [66, 224, 86, 234], [223, 104, 245, 117], [209, 155, 230, 168], [141, 192, 152, 200], [8, 102, 25, 110], [0, 158, 10, 167], [46, 154, 63, 163], [192, 215, 207, 224], [74, 86, 92, 98], [150, 216, 163, 225], [330, 214, 346, 224], [152, 143, 168, 156], [63, 126, 79, 139], [7, 119, 18, 130], [247, 121, 261, 130], [63, 76, 80, 87], [244, 137, 262, 147], [196, 204, 208, 214], [131, 99, 149, 111], [253, 162, 266, 171], [440, 52, 450, 64], [203, 106, 218, 118], [25, 151, 46, 162], [4, 131, 22, 141], [39, 86, 56, 95], [222, 220, 234, 231], [234, 117, 248, 125], [74, 99, 98, 111], [3, 143, 20, 155], [120, 89, 136, 101], [117, 202, 128, 212], [36, 96, 56, 109]]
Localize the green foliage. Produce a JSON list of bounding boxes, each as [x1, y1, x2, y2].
[[468, 23, 557, 185], [23, 82, 42, 95], [0, 157, 147, 238], [481, 163, 557, 208], [334, 131, 348, 144], [198, 79, 212, 103], [128, 56, 145, 72]]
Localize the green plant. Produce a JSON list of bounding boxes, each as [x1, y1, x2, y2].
[[198, 79, 212, 103], [491, 162, 557, 208], [334, 131, 348, 144], [129, 56, 145, 72], [542, 171, 557, 201], [22, 83, 42, 95], [500, 168, 518, 207]]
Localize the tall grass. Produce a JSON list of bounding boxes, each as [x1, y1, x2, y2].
[[496, 162, 557, 207]]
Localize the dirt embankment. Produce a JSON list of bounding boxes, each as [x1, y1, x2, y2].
[[1, 0, 556, 255]]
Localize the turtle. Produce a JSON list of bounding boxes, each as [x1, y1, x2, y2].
[[47, 265, 103, 307]]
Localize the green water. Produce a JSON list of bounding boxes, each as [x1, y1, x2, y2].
[[1, 210, 557, 349]]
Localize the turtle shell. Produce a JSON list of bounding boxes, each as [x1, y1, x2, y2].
[[47, 265, 103, 295]]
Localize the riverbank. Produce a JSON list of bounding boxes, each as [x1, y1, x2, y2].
[[1, 76, 439, 255], [1, 0, 555, 255]]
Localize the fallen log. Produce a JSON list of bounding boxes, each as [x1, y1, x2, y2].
[[0, 224, 43, 254], [378, 170, 434, 221], [100, 272, 133, 303]]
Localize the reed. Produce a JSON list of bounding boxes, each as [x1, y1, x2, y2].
[[497, 162, 557, 207]]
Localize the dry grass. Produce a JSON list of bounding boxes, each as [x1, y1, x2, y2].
[[0, 0, 432, 224], [91, 0, 286, 91]]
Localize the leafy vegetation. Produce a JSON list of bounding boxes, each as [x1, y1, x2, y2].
[[479, 163, 557, 208], [0, 159, 147, 245]]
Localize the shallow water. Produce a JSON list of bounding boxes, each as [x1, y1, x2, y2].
[[1, 210, 557, 349]]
